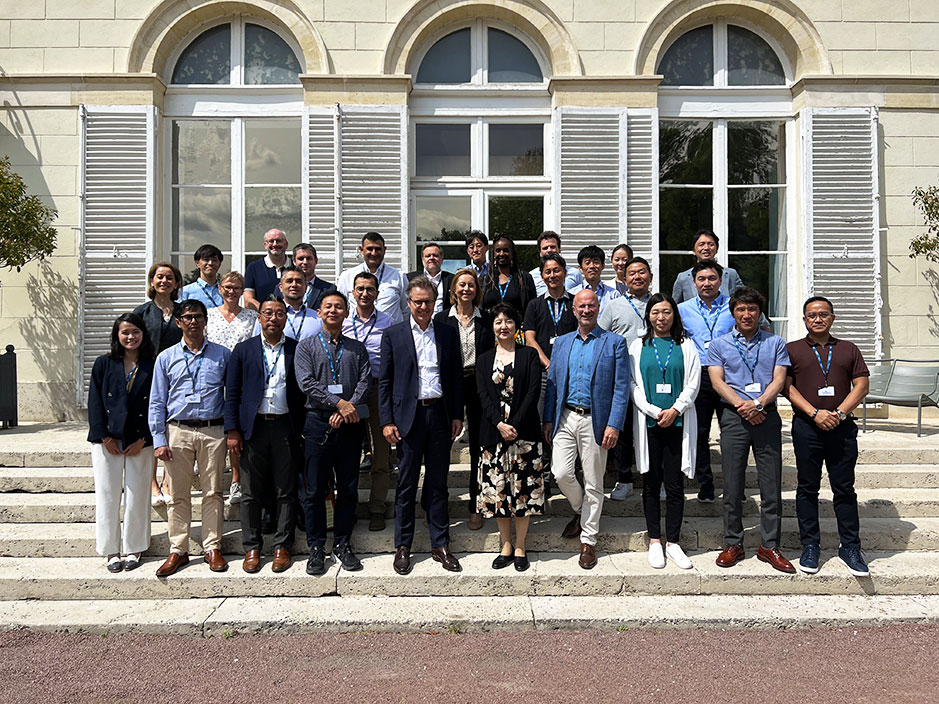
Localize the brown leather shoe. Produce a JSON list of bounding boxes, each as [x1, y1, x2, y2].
[[757, 545, 796, 574], [204, 549, 228, 573], [468, 513, 484, 531], [393, 545, 412, 575], [155, 552, 189, 577], [431, 545, 462, 572], [716, 544, 746, 568], [242, 549, 261, 574], [271, 548, 292, 573], [561, 514, 582, 540], [579, 543, 597, 570]]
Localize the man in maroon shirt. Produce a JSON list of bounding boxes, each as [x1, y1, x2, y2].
[[784, 296, 870, 577]]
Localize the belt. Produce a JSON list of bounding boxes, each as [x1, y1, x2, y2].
[[170, 417, 223, 428], [565, 404, 590, 416], [462, 367, 475, 377], [257, 413, 289, 421], [420, 397, 442, 406]]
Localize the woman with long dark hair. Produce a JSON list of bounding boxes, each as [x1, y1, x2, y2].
[[87, 312, 157, 572], [480, 234, 537, 317], [628, 293, 701, 570]]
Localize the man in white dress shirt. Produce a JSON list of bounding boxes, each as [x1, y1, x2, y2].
[[337, 232, 409, 323]]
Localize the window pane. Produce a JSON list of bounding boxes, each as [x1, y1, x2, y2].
[[415, 124, 471, 176], [489, 124, 544, 176], [488, 28, 543, 82], [660, 254, 691, 298], [245, 119, 301, 184], [660, 120, 712, 185], [244, 24, 301, 85], [172, 187, 231, 252], [172, 24, 231, 85], [659, 187, 712, 252], [173, 121, 231, 185], [728, 187, 785, 252], [728, 121, 785, 185], [244, 187, 302, 252], [728, 253, 787, 335], [727, 25, 785, 86], [658, 25, 713, 86], [488, 196, 542, 271], [416, 196, 472, 272], [416, 28, 471, 83]]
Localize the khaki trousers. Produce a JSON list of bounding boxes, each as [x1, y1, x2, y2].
[[551, 409, 608, 546], [164, 422, 226, 554]]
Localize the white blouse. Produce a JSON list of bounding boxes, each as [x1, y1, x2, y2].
[[206, 307, 259, 350]]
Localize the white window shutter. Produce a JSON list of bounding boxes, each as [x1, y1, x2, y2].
[[802, 107, 882, 359], [77, 106, 155, 407], [625, 108, 658, 263], [305, 106, 340, 280]]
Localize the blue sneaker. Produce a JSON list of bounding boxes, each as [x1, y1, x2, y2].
[[799, 543, 820, 574], [839, 546, 870, 577]]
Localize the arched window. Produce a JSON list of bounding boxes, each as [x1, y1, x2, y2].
[[415, 24, 544, 85]]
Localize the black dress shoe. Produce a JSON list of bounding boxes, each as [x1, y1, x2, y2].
[[333, 543, 363, 571], [431, 546, 462, 572], [306, 547, 327, 576], [561, 514, 582, 540], [393, 545, 412, 575], [492, 553, 514, 570], [514, 553, 530, 572]]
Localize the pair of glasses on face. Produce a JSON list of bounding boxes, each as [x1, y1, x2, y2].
[[354, 286, 378, 294], [179, 314, 205, 323], [260, 310, 287, 320], [220, 285, 243, 293], [408, 298, 434, 308], [804, 312, 832, 321]]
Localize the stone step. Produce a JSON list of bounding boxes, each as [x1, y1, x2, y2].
[[0, 550, 936, 602], [2, 515, 937, 558], [3, 487, 938, 523]]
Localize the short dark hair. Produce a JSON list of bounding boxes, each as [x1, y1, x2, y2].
[[540, 252, 567, 273], [612, 243, 633, 259], [421, 242, 442, 254], [641, 293, 685, 345], [625, 256, 651, 273], [353, 271, 379, 289], [260, 294, 287, 312], [108, 312, 155, 361], [803, 296, 834, 315], [193, 244, 223, 263], [693, 228, 718, 247], [537, 231, 561, 248], [317, 290, 349, 310], [729, 286, 766, 314], [293, 243, 317, 259], [176, 299, 207, 318], [362, 231, 385, 246], [577, 245, 605, 266], [692, 258, 723, 279], [490, 302, 521, 329], [280, 264, 305, 281], [465, 230, 488, 248]]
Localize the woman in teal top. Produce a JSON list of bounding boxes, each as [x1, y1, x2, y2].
[[628, 293, 702, 570]]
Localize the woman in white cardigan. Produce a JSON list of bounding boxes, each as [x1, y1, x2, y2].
[[628, 292, 701, 570]]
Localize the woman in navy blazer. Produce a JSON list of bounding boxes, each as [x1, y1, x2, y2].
[[87, 312, 156, 573]]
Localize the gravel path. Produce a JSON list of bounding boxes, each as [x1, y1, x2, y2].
[[2, 624, 936, 703]]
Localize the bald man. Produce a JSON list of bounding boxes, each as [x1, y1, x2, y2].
[[244, 228, 291, 311]]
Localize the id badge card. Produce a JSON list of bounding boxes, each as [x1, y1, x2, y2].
[[327, 383, 343, 394], [185, 392, 201, 403], [744, 382, 761, 393], [704, 341, 711, 350], [818, 385, 835, 397], [548, 336, 557, 346], [262, 385, 275, 398], [656, 383, 672, 394]]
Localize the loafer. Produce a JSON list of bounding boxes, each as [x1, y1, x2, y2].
[[492, 553, 514, 570], [271, 548, 292, 573], [306, 547, 327, 576], [393, 545, 412, 575], [579, 543, 597, 570], [122, 554, 141, 572], [204, 549, 228, 573], [368, 513, 386, 532], [333, 543, 363, 571], [155, 552, 189, 577], [431, 546, 462, 572], [242, 549, 261, 574], [716, 544, 745, 568], [799, 543, 820, 574], [757, 545, 796, 574], [106, 555, 123, 573], [561, 515, 582, 540], [514, 553, 530, 572], [468, 513, 484, 531]]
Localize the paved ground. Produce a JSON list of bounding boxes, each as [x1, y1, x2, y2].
[[2, 624, 938, 703]]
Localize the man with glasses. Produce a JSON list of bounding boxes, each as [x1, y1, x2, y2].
[[292, 243, 336, 309], [407, 242, 453, 314], [149, 299, 231, 577], [181, 244, 224, 309], [785, 296, 871, 577], [337, 232, 409, 323], [342, 272, 395, 531], [379, 277, 464, 575], [244, 228, 292, 311]]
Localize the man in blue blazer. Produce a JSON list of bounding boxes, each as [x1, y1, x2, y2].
[[225, 297, 306, 574], [543, 289, 629, 569], [379, 276, 464, 575]]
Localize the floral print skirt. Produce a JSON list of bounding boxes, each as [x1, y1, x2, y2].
[[477, 439, 545, 517]]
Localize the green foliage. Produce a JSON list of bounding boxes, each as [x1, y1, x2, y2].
[[910, 186, 939, 264], [0, 156, 57, 271]]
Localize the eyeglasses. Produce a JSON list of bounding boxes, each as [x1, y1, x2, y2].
[[354, 286, 378, 294], [408, 298, 434, 308], [260, 310, 287, 319], [179, 314, 205, 323], [220, 285, 243, 293], [265, 239, 287, 245], [804, 312, 832, 320]]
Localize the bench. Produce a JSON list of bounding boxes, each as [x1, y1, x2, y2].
[[862, 359, 939, 437]]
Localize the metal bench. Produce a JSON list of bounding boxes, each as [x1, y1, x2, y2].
[[862, 359, 939, 437]]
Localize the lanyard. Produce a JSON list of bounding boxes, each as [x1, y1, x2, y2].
[[288, 307, 307, 339], [548, 297, 566, 331], [317, 332, 343, 383], [697, 295, 725, 339], [125, 365, 137, 393], [651, 338, 675, 382], [302, 281, 314, 307], [498, 274, 513, 300], [732, 332, 762, 382], [352, 313, 377, 343], [262, 341, 284, 386], [624, 295, 644, 321], [813, 343, 833, 385], [199, 280, 222, 307], [182, 347, 204, 393]]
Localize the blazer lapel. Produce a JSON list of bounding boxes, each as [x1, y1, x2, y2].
[[404, 321, 418, 371]]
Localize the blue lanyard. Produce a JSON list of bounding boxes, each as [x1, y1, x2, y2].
[[813, 343, 833, 385], [302, 281, 314, 307], [732, 332, 762, 382], [697, 295, 725, 339], [317, 332, 343, 383], [624, 295, 644, 320], [498, 274, 513, 300], [125, 365, 137, 392], [288, 307, 307, 339], [651, 337, 675, 382], [615, 281, 628, 296], [261, 341, 284, 386], [199, 280, 222, 307], [548, 297, 566, 330], [352, 313, 377, 343], [182, 347, 204, 393]]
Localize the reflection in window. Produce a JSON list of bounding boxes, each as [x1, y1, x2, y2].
[[416, 28, 472, 83], [660, 120, 712, 185], [488, 28, 542, 82], [415, 195, 472, 268], [172, 187, 232, 252], [245, 119, 301, 184], [245, 187, 301, 251], [728, 187, 785, 251], [728, 121, 784, 185], [728, 26, 785, 86], [415, 124, 471, 176], [730, 253, 787, 336], [172, 121, 230, 184], [172, 24, 231, 84], [244, 23, 301, 84], [489, 196, 542, 271], [489, 124, 544, 176], [658, 25, 713, 87]]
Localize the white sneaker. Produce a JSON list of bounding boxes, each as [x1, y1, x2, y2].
[[666, 543, 693, 570], [648, 542, 666, 569], [228, 481, 242, 505], [660, 486, 667, 501], [610, 482, 633, 501]]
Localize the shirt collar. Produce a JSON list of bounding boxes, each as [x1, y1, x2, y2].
[[410, 316, 434, 334], [543, 290, 571, 302], [732, 327, 763, 342], [626, 291, 650, 302], [261, 334, 285, 351], [355, 308, 377, 324], [287, 303, 307, 314], [449, 306, 481, 319], [577, 326, 601, 341], [424, 270, 442, 283], [804, 334, 838, 347], [697, 294, 726, 310], [263, 254, 290, 271]]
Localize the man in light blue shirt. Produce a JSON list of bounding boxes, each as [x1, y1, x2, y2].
[[180, 244, 224, 310], [465, 230, 489, 279], [149, 299, 231, 578], [529, 231, 582, 296], [253, 266, 322, 341], [671, 229, 745, 304], [568, 245, 620, 315]]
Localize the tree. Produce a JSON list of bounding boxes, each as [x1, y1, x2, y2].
[[910, 185, 939, 264], [0, 157, 57, 271]]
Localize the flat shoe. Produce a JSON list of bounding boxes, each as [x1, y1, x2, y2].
[[106, 556, 123, 573], [491, 553, 514, 570], [514, 553, 530, 572], [123, 554, 141, 571]]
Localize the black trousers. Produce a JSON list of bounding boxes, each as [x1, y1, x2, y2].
[[693, 369, 722, 490], [302, 411, 363, 549], [792, 415, 861, 548], [240, 416, 297, 552], [612, 400, 635, 483], [643, 424, 684, 542], [396, 401, 452, 549], [463, 371, 482, 513]]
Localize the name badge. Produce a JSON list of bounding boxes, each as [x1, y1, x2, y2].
[[744, 382, 761, 393], [818, 385, 835, 397], [704, 341, 711, 350], [656, 383, 672, 394], [327, 383, 343, 394], [262, 385, 275, 398], [185, 392, 201, 403], [548, 336, 557, 346]]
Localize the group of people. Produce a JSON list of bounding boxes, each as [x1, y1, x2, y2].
[[87, 226, 872, 580]]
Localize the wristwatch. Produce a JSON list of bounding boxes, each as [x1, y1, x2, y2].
[[836, 409, 847, 421], [753, 400, 764, 413]]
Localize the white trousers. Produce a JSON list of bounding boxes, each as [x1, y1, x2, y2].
[[91, 443, 153, 556], [551, 409, 608, 546]]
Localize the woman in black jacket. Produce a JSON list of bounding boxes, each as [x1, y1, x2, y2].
[[480, 235, 537, 317], [475, 302, 544, 571], [87, 312, 156, 572]]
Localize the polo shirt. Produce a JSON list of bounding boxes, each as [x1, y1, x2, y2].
[[598, 292, 651, 346], [530, 265, 582, 297], [786, 335, 869, 420], [567, 280, 621, 315], [245, 255, 291, 302], [523, 292, 576, 361], [706, 328, 790, 401]]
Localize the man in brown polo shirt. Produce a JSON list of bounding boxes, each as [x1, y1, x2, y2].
[[784, 296, 870, 577]]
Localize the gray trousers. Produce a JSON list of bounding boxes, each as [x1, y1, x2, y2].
[[719, 407, 783, 547]]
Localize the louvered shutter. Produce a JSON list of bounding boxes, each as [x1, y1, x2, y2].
[[305, 107, 340, 279], [625, 108, 658, 262], [802, 107, 881, 358], [77, 106, 155, 406]]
